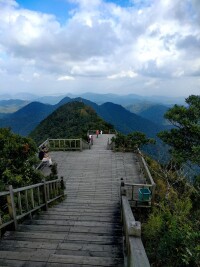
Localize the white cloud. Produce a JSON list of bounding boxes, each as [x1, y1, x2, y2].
[[57, 75, 75, 81], [0, 0, 199, 97], [108, 70, 138, 79]]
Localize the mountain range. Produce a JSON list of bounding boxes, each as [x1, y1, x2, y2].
[[0, 96, 167, 138], [0, 92, 185, 105], [0, 95, 173, 161]]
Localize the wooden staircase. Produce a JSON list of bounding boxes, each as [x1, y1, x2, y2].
[[0, 133, 157, 266], [0, 198, 124, 266]]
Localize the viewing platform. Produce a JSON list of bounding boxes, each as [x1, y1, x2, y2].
[[0, 133, 153, 266]]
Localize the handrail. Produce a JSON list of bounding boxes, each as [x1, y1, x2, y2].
[[38, 139, 49, 149], [123, 183, 153, 205], [0, 177, 65, 235], [48, 138, 89, 151], [136, 149, 156, 198], [82, 139, 90, 149], [87, 129, 117, 135], [121, 196, 150, 267], [120, 151, 156, 206]]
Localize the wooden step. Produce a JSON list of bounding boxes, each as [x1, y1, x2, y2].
[[17, 224, 122, 235], [0, 135, 128, 266], [0, 250, 123, 267], [3, 231, 123, 245], [24, 219, 122, 229], [0, 252, 124, 267]]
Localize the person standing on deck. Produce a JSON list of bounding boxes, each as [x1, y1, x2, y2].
[[96, 130, 99, 138], [89, 134, 93, 145]]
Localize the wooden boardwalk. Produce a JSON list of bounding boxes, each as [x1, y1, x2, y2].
[[0, 134, 143, 267]]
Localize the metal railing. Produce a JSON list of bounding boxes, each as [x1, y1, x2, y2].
[[0, 177, 65, 235]]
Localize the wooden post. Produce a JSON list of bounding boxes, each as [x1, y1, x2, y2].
[[0, 212, 2, 237], [37, 186, 41, 206], [25, 189, 32, 219], [43, 180, 48, 211], [30, 189, 35, 209], [60, 176, 65, 195], [80, 138, 83, 151], [7, 185, 18, 230], [17, 192, 22, 215]]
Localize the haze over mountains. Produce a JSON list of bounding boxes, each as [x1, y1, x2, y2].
[[0, 92, 184, 125], [0, 92, 185, 105], [0, 96, 168, 138]]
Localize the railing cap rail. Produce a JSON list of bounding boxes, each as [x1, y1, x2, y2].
[[0, 178, 62, 195], [124, 183, 153, 187], [48, 138, 81, 141]]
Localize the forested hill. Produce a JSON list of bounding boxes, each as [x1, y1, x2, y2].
[[29, 101, 113, 145], [0, 102, 54, 136], [0, 96, 167, 138]]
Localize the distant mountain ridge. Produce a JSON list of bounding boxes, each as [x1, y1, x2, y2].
[[126, 104, 171, 125], [0, 92, 185, 105], [0, 99, 29, 114], [138, 105, 170, 125], [0, 96, 167, 139]]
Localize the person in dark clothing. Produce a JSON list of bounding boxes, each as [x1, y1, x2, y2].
[[38, 146, 52, 166]]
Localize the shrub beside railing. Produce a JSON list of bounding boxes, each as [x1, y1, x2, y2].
[[0, 177, 65, 236]]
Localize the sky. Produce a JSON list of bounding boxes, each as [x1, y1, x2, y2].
[[0, 0, 200, 97]]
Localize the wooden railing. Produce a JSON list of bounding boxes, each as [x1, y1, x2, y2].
[[0, 178, 65, 235], [121, 182, 154, 207], [121, 195, 150, 267], [116, 147, 156, 207], [137, 149, 155, 188], [39, 138, 90, 151], [87, 129, 117, 135]]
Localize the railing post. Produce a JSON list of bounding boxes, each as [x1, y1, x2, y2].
[[60, 176, 65, 195], [0, 212, 2, 236], [43, 180, 48, 211], [80, 138, 83, 151], [7, 185, 18, 230]]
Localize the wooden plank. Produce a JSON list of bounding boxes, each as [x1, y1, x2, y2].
[[0, 250, 50, 261], [0, 259, 47, 267], [23, 219, 122, 229], [33, 214, 117, 223], [0, 240, 58, 250], [48, 254, 124, 267], [17, 224, 121, 235]]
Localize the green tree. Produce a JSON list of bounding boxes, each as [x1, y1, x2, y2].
[[0, 128, 43, 189], [112, 131, 155, 151], [158, 95, 200, 166], [127, 131, 155, 149], [143, 156, 200, 267]]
